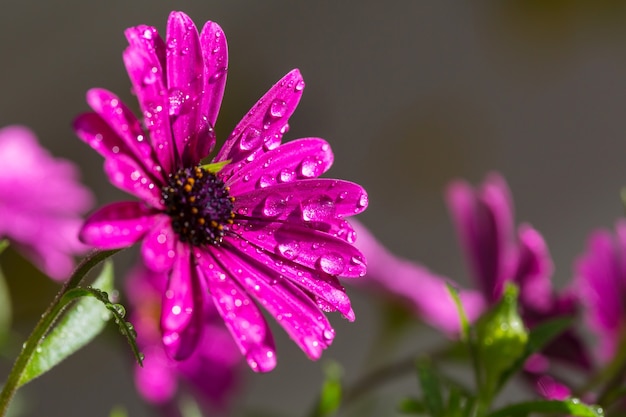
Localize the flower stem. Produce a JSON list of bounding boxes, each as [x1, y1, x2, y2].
[[0, 249, 120, 416]]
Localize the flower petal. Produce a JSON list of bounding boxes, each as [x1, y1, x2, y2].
[[123, 45, 175, 174], [212, 246, 334, 360], [215, 69, 304, 167], [103, 153, 163, 208], [80, 201, 156, 248], [231, 219, 366, 278], [124, 24, 167, 73], [196, 20, 228, 158], [223, 235, 354, 319], [166, 11, 205, 166], [85, 89, 157, 174], [141, 215, 177, 272], [197, 250, 277, 372], [514, 224, 554, 313], [234, 179, 368, 230], [224, 137, 333, 194], [445, 173, 514, 302], [161, 243, 205, 360]]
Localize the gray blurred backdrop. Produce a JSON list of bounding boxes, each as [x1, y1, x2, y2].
[[2, 1, 626, 416]]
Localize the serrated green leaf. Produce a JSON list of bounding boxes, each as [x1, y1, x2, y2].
[[416, 358, 445, 417], [486, 399, 604, 417], [398, 397, 427, 414], [18, 261, 115, 386]]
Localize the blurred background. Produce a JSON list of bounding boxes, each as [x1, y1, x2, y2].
[[2, 1, 626, 416]]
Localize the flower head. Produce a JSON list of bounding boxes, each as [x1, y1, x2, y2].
[[126, 262, 241, 412], [446, 173, 590, 391], [575, 220, 626, 362], [0, 125, 93, 280], [75, 11, 367, 371]]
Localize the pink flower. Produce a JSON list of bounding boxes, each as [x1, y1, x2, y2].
[[575, 220, 626, 363], [126, 263, 241, 413], [446, 173, 590, 394], [75, 11, 367, 372], [0, 125, 93, 280]]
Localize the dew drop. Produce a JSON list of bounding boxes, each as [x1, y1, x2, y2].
[[269, 99, 287, 118], [278, 168, 295, 183], [357, 193, 368, 209], [239, 126, 262, 151], [112, 304, 126, 318], [278, 242, 300, 260], [262, 193, 284, 217], [301, 195, 336, 222], [295, 80, 305, 91], [257, 174, 273, 188], [168, 88, 188, 116], [318, 253, 345, 275], [323, 329, 335, 341], [299, 156, 323, 178]]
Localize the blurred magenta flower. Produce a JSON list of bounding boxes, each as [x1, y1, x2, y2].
[[446, 172, 590, 394], [75, 11, 367, 371], [0, 125, 93, 280], [127, 263, 241, 413], [350, 219, 485, 334], [575, 220, 626, 363]]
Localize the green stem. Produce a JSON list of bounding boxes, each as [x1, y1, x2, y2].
[[0, 249, 119, 416]]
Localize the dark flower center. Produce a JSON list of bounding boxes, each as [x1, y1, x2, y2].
[[161, 166, 235, 246]]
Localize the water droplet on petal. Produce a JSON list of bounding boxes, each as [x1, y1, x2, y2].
[[299, 156, 323, 178], [318, 253, 345, 275], [269, 99, 287, 118], [295, 80, 305, 91], [168, 88, 188, 116], [323, 329, 335, 341], [301, 195, 336, 222], [258, 174, 273, 188], [262, 193, 284, 217], [278, 242, 300, 260], [278, 168, 295, 183], [239, 126, 262, 151], [357, 193, 368, 209]]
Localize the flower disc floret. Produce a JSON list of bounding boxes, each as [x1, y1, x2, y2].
[[161, 166, 234, 246]]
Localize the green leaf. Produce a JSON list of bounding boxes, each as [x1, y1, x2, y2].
[[415, 358, 445, 417], [109, 406, 128, 417], [200, 159, 231, 173], [18, 261, 121, 386], [0, 239, 9, 255], [398, 397, 427, 414], [314, 361, 343, 417], [475, 283, 528, 404], [486, 399, 604, 417]]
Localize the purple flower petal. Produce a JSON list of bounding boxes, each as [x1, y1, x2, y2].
[[234, 179, 367, 227], [212, 247, 335, 360], [80, 201, 156, 248], [141, 215, 177, 272], [224, 235, 354, 319], [350, 219, 485, 333], [85, 89, 157, 173], [197, 250, 277, 372], [445, 173, 514, 302], [224, 138, 333, 194], [103, 153, 163, 208], [125, 25, 167, 76], [196, 20, 228, 157], [215, 69, 304, 166], [73, 113, 133, 161], [123, 45, 175, 174], [514, 224, 554, 314], [166, 11, 204, 166], [232, 219, 366, 278], [161, 243, 205, 360]]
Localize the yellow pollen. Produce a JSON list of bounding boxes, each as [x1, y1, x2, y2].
[[191, 207, 198, 214], [211, 220, 218, 228], [198, 218, 205, 225], [184, 184, 192, 192]]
